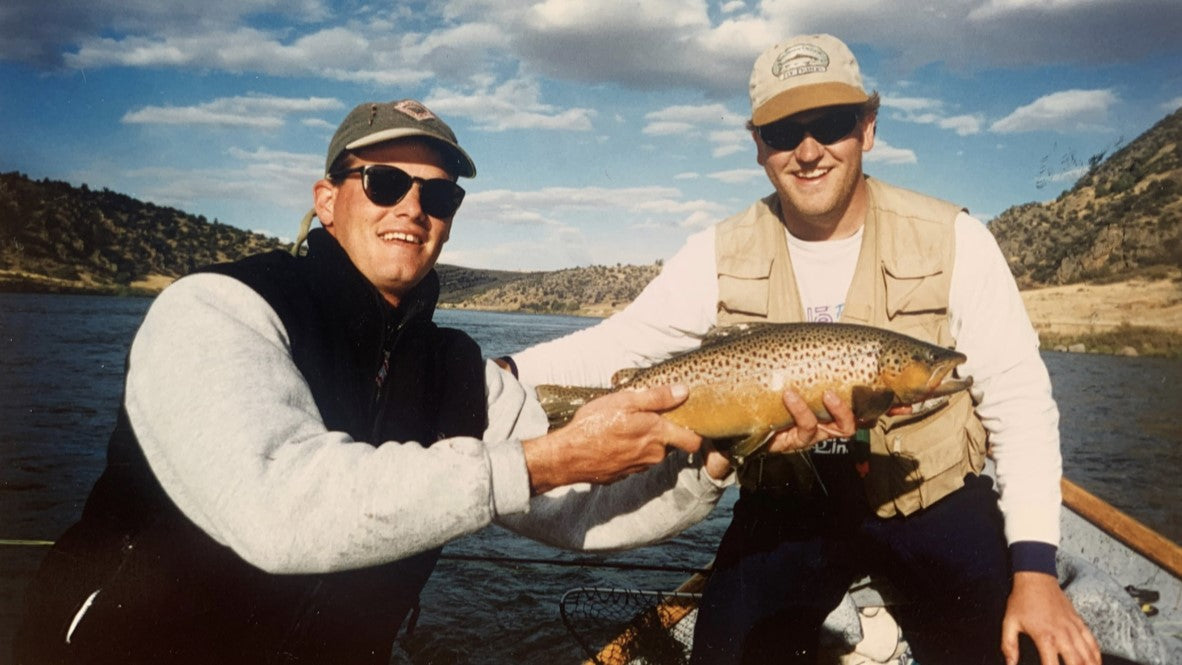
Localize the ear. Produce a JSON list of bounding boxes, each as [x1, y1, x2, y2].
[[313, 179, 337, 230], [860, 112, 877, 153], [752, 129, 770, 166]]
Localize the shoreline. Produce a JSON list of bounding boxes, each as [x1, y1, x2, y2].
[[6, 270, 1180, 358]]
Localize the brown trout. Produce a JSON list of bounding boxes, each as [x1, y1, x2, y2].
[[535, 322, 972, 461]]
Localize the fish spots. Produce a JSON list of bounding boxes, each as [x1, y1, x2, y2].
[[538, 322, 970, 460]]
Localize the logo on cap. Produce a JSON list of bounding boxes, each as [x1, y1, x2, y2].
[[771, 44, 830, 79], [393, 99, 438, 122]]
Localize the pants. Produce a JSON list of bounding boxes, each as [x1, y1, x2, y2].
[[689, 463, 1010, 665]]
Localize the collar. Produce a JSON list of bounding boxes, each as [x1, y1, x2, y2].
[[303, 227, 440, 328]]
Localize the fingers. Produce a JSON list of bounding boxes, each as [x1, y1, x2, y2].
[[767, 390, 858, 454], [822, 391, 857, 438], [1002, 575, 1102, 665], [1000, 617, 1020, 665], [701, 441, 734, 480]]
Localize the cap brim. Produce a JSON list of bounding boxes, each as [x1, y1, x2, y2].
[[752, 82, 869, 126], [346, 128, 477, 178]]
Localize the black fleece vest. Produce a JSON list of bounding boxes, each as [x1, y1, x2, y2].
[[16, 229, 487, 665]]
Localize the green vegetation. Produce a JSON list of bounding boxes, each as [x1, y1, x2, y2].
[[0, 172, 286, 291], [1039, 324, 1182, 359]]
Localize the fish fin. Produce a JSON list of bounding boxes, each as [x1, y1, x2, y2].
[[722, 430, 776, 463], [851, 386, 897, 421], [535, 385, 612, 430], [611, 367, 639, 387]]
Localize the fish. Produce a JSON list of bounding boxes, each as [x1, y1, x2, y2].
[[535, 322, 973, 462]]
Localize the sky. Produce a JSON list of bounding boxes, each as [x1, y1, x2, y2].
[[1, 1, 1180, 272]]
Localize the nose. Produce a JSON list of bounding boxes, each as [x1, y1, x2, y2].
[[396, 181, 428, 224], [793, 133, 824, 162]]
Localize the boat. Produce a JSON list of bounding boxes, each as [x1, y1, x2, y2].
[[560, 476, 1182, 665]]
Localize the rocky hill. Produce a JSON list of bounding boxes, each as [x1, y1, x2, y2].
[[989, 107, 1182, 287], [0, 172, 285, 293], [0, 171, 659, 309], [445, 262, 662, 316]]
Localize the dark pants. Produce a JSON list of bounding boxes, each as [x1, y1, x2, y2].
[[689, 464, 1010, 665]]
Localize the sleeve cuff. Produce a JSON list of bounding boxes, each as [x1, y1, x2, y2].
[[486, 439, 531, 516], [1010, 541, 1057, 576]]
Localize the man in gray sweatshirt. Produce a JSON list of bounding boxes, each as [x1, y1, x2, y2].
[[14, 99, 736, 665]]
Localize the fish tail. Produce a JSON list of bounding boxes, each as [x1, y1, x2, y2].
[[535, 384, 613, 429]]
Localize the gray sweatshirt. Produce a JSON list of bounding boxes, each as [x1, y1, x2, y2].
[[125, 272, 728, 575]]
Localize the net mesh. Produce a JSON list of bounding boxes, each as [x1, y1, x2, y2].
[[560, 587, 701, 665]]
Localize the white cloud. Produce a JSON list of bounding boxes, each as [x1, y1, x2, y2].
[[708, 168, 764, 184], [122, 94, 342, 129], [967, 0, 1101, 22], [1047, 165, 1089, 183], [643, 121, 696, 136], [427, 78, 596, 132], [5, 0, 1176, 95], [883, 95, 981, 136], [990, 89, 1119, 133], [1162, 97, 1182, 113], [865, 139, 917, 165], [643, 103, 749, 157], [937, 115, 983, 136]]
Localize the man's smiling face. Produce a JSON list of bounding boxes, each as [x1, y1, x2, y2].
[[314, 139, 456, 306]]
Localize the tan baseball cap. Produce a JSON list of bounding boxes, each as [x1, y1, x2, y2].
[[749, 34, 870, 126], [325, 99, 476, 178]]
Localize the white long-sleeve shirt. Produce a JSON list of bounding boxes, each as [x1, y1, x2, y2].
[[515, 212, 1063, 548], [124, 272, 726, 575]]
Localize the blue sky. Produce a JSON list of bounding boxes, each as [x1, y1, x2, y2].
[[2, 1, 1179, 271]]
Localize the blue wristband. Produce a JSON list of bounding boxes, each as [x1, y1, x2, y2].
[[1010, 541, 1057, 576]]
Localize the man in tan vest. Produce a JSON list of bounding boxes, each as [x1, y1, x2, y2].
[[507, 34, 1100, 665]]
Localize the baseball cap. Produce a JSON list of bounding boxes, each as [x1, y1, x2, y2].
[[324, 99, 476, 178], [749, 34, 870, 126]]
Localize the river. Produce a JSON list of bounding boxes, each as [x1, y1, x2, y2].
[[0, 292, 1178, 662]]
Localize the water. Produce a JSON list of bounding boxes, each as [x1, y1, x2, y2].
[[1, 293, 1179, 663]]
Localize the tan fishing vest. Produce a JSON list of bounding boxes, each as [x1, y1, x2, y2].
[[714, 177, 988, 517]]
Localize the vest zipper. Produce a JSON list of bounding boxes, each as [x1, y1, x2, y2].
[[369, 297, 425, 442]]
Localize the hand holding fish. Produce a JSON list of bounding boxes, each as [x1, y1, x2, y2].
[[700, 389, 859, 479], [537, 323, 972, 465], [765, 390, 857, 453], [522, 384, 704, 495]]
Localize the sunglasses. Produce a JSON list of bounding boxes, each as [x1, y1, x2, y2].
[[330, 164, 465, 218], [757, 108, 861, 151]]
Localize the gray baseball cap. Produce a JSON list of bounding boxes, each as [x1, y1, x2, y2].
[[324, 99, 476, 178]]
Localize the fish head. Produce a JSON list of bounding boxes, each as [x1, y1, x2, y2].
[[880, 343, 972, 405]]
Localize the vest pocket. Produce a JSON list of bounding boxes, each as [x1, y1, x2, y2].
[[873, 392, 984, 515], [717, 256, 772, 316], [882, 262, 946, 318]]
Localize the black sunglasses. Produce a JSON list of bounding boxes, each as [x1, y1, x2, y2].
[[330, 164, 465, 218], [757, 108, 861, 152]]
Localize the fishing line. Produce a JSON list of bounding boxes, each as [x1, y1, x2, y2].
[[438, 553, 709, 575], [0, 539, 708, 575]]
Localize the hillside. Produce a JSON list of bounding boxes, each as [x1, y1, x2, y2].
[[445, 262, 662, 316], [0, 170, 663, 311], [989, 108, 1182, 287], [0, 172, 285, 294]]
